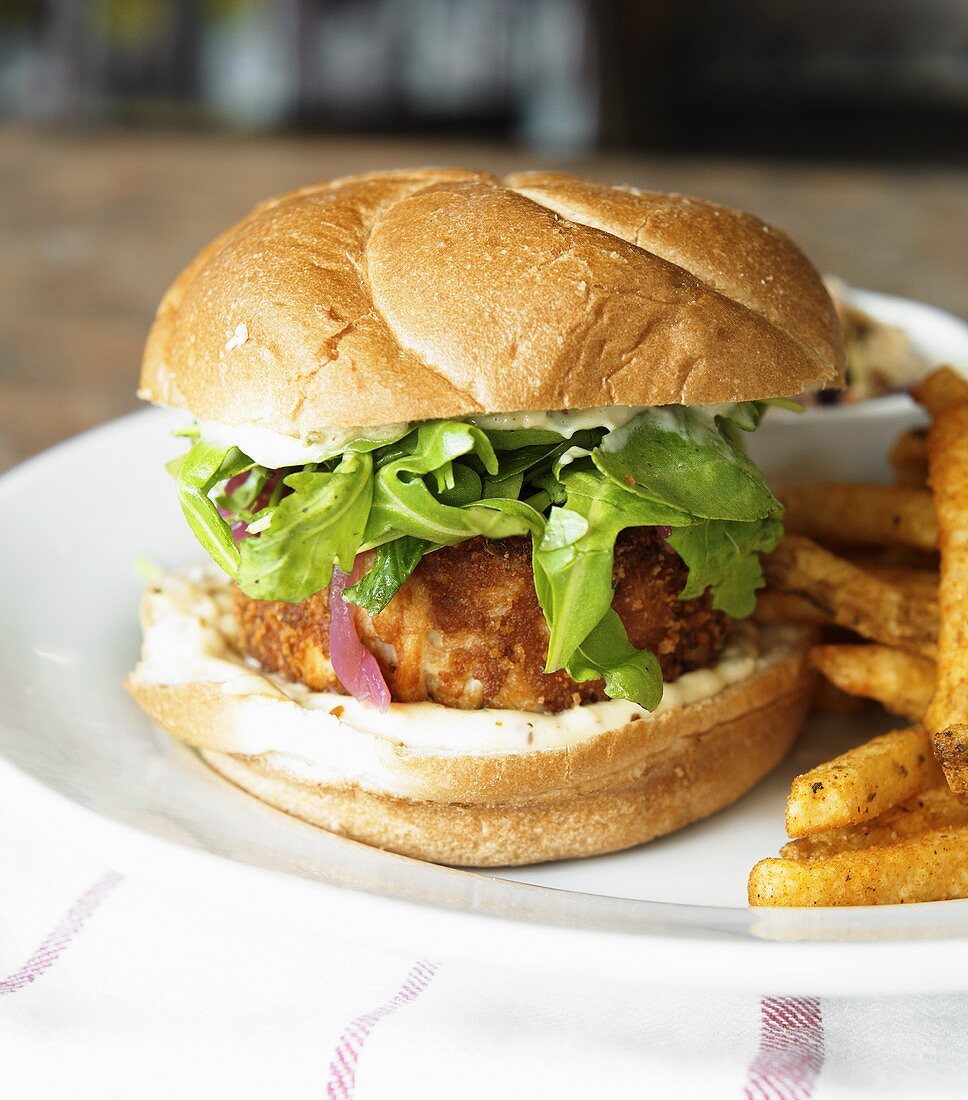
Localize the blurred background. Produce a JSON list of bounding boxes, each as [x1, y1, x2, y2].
[[2, 0, 967, 467], [5, 0, 968, 157]]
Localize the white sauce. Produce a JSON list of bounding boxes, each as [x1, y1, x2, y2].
[[133, 567, 787, 772], [196, 419, 408, 468], [467, 406, 646, 437], [195, 406, 667, 468], [193, 403, 752, 468]]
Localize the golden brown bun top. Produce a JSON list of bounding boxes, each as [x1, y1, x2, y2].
[[140, 168, 845, 434]]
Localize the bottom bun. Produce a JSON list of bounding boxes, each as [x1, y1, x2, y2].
[[127, 569, 813, 866], [198, 674, 809, 867]]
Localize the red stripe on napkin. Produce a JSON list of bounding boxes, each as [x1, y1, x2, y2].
[[744, 996, 825, 1100], [325, 959, 438, 1099], [0, 869, 123, 995]]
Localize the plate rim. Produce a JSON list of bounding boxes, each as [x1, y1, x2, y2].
[[6, 752, 968, 997]]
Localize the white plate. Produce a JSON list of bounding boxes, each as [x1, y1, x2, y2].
[[2, 290, 968, 997]]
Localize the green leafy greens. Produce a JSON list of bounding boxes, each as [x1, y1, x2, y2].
[[169, 442, 253, 575], [169, 402, 783, 710], [236, 452, 374, 603]]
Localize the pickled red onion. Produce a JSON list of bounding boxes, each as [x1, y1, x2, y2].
[[328, 562, 391, 712]]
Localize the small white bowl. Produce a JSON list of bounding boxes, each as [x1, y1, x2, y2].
[[748, 287, 968, 485]]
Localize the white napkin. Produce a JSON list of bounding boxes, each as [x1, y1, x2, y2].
[[2, 794, 968, 1099]]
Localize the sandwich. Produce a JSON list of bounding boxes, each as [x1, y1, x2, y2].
[[127, 168, 844, 866]]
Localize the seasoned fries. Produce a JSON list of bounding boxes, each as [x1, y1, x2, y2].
[[911, 365, 968, 417], [749, 367, 968, 907], [889, 429, 929, 488], [749, 826, 968, 906], [753, 590, 831, 627], [786, 726, 942, 837], [923, 400, 968, 794], [809, 644, 935, 721], [860, 564, 938, 598], [933, 726, 968, 797], [763, 536, 938, 658], [811, 678, 872, 717], [780, 785, 968, 861], [778, 484, 937, 551]]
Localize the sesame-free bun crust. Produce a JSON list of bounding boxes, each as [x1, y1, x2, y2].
[[127, 629, 813, 867], [140, 169, 844, 434]]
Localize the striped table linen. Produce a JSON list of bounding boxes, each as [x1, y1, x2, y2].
[[2, 803, 968, 1098]]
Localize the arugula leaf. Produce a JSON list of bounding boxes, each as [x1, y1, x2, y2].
[[534, 469, 690, 672], [174, 442, 253, 576], [565, 609, 663, 710], [482, 430, 599, 486], [668, 517, 783, 617], [213, 465, 274, 522], [364, 421, 510, 546], [480, 445, 557, 499], [470, 496, 546, 538], [716, 399, 805, 449], [476, 427, 581, 451], [482, 470, 525, 500], [341, 426, 413, 454], [715, 399, 805, 433], [528, 470, 568, 506], [761, 397, 805, 415], [236, 451, 373, 602], [344, 536, 433, 614], [593, 406, 779, 521], [435, 462, 483, 506]]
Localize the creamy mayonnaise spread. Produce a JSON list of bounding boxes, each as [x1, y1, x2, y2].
[[194, 408, 642, 467], [195, 419, 408, 468], [193, 405, 740, 468], [133, 566, 788, 768]]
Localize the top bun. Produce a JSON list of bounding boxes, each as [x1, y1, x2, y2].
[[140, 168, 844, 434]]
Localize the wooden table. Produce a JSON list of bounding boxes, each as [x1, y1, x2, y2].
[[2, 126, 966, 471]]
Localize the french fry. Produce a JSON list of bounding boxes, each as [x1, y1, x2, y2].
[[860, 564, 939, 598], [911, 366, 968, 417], [889, 429, 929, 488], [933, 725, 968, 795], [778, 484, 937, 551], [924, 400, 968, 794], [785, 725, 943, 837], [763, 536, 938, 658], [753, 590, 831, 627], [811, 677, 872, 717], [846, 546, 939, 573], [749, 825, 968, 906], [780, 785, 968, 861], [809, 644, 935, 721], [749, 365, 968, 908]]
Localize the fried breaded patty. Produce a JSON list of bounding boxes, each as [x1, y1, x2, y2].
[[233, 528, 731, 713]]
